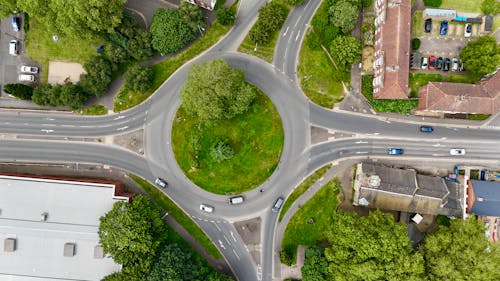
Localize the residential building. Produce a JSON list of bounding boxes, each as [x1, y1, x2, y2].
[[373, 0, 411, 99], [0, 174, 131, 281], [183, 0, 217, 10], [466, 180, 500, 242]]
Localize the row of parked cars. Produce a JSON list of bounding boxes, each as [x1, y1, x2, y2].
[[424, 18, 472, 37], [421, 56, 463, 72]]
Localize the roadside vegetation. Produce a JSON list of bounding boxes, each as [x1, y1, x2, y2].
[[362, 75, 418, 114], [439, 0, 481, 13], [412, 10, 423, 37], [78, 104, 108, 115], [467, 114, 491, 120], [278, 164, 332, 222]]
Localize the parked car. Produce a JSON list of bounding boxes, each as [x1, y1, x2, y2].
[[154, 178, 168, 188], [18, 74, 34, 82], [440, 21, 448, 35], [9, 40, 18, 56], [436, 57, 443, 70], [388, 148, 404, 155], [424, 18, 432, 33], [452, 58, 459, 71], [420, 125, 434, 133], [421, 57, 428, 70], [443, 58, 451, 71], [272, 197, 284, 213], [449, 148, 466, 156], [11, 17, 19, 32], [428, 56, 436, 70], [200, 204, 214, 213], [20, 65, 39, 74], [464, 23, 472, 37]]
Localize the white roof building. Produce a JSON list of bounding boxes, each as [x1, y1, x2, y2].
[[0, 174, 130, 281]]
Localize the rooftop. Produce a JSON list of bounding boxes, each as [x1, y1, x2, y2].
[[469, 180, 500, 217]]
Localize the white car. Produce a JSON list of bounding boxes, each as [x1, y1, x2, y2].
[[421, 57, 428, 70], [154, 178, 167, 188], [20, 65, 39, 73], [451, 58, 459, 72], [464, 23, 472, 38], [18, 74, 34, 82], [200, 204, 213, 213], [450, 149, 466, 156]]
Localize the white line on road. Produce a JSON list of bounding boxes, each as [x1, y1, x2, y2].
[[356, 151, 368, 154], [218, 240, 226, 250], [432, 143, 442, 147], [432, 153, 444, 157], [305, 0, 311, 8], [355, 140, 368, 144], [40, 129, 54, 133], [212, 221, 222, 231], [42, 124, 56, 127], [440, 137, 447, 140], [294, 15, 302, 27], [232, 249, 240, 260], [113, 116, 125, 120], [116, 126, 128, 131], [230, 231, 237, 242], [46, 117, 55, 121], [295, 30, 301, 41], [282, 26, 289, 37], [223, 235, 231, 246]]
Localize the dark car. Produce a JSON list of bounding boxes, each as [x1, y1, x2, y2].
[[420, 126, 434, 133], [443, 58, 451, 71], [11, 16, 19, 32], [440, 21, 448, 35], [424, 19, 432, 33], [428, 56, 436, 70], [436, 57, 443, 70]]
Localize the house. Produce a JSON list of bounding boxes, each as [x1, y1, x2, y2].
[[353, 163, 463, 217], [183, 0, 217, 11], [417, 70, 500, 115], [372, 0, 412, 99], [467, 180, 500, 217], [0, 174, 132, 280]]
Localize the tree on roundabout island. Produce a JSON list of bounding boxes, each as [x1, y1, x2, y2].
[[173, 59, 284, 194]]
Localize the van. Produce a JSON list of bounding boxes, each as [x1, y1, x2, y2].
[[228, 196, 244, 205], [272, 197, 284, 213], [9, 40, 18, 56]]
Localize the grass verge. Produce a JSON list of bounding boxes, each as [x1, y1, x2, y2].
[[412, 10, 424, 37], [493, 17, 500, 33], [172, 89, 284, 194], [362, 75, 418, 114], [409, 73, 477, 96], [78, 104, 107, 115], [25, 19, 102, 82], [281, 178, 341, 264], [440, 0, 481, 13], [114, 22, 231, 112], [278, 164, 332, 222], [467, 114, 491, 120], [130, 174, 222, 258]]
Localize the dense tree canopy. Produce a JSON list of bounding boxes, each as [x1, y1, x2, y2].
[[329, 35, 362, 69], [301, 247, 329, 281], [328, 0, 359, 34], [481, 0, 500, 15], [125, 64, 153, 92], [79, 55, 114, 97], [217, 7, 236, 26], [179, 1, 205, 34], [0, 0, 16, 18], [249, 1, 288, 45], [180, 59, 256, 124], [150, 8, 195, 54], [460, 36, 500, 79], [3, 83, 34, 100], [31, 82, 88, 109]]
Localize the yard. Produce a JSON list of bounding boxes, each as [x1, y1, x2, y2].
[[362, 75, 419, 114], [412, 10, 424, 37], [439, 0, 482, 13]]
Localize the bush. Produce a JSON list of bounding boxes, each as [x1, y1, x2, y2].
[[217, 7, 236, 25], [125, 64, 153, 92], [249, 2, 288, 45], [423, 0, 442, 7], [104, 43, 129, 64], [79, 55, 114, 97], [287, 0, 305, 5], [362, 0, 373, 7], [210, 140, 234, 162], [280, 247, 296, 266], [481, 0, 500, 15], [3, 83, 34, 100], [411, 38, 421, 50], [150, 8, 195, 55]]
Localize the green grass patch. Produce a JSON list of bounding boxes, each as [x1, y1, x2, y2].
[[298, 43, 348, 108], [467, 114, 491, 120], [238, 28, 280, 63], [172, 90, 284, 194], [281, 178, 341, 264], [279, 164, 332, 222], [362, 75, 418, 114], [114, 22, 231, 111], [440, 0, 481, 13], [25, 19, 102, 82], [493, 17, 500, 33], [412, 11, 424, 37], [409, 73, 443, 96], [129, 174, 222, 259], [445, 74, 476, 84], [78, 104, 107, 115]]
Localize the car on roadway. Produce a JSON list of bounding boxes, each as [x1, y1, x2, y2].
[[421, 57, 428, 70], [387, 148, 404, 155], [440, 21, 448, 35], [272, 197, 284, 213], [436, 57, 443, 70], [424, 18, 432, 33], [155, 177, 168, 188], [18, 74, 34, 82], [200, 204, 214, 213], [428, 56, 436, 70], [443, 58, 451, 71], [11, 16, 20, 32], [450, 148, 466, 156], [228, 195, 244, 205], [451, 58, 459, 71], [464, 23, 472, 37], [20, 65, 39, 74], [420, 126, 434, 133]]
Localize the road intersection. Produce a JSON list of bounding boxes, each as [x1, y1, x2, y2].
[[0, 1, 499, 280]]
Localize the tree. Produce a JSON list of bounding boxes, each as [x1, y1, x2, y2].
[[3, 83, 34, 100], [211, 140, 234, 162], [79, 55, 114, 97], [302, 247, 328, 281], [460, 36, 500, 79], [0, 0, 17, 19], [98, 195, 168, 274], [421, 217, 500, 281], [150, 8, 195, 54], [481, 0, 500, 15], [249, 22, 271, 45], [126, 29, 154, 61], [31, 84, 52, 106], [328, 0, 359, 34], [180, 59, 256, 124], [125, 64, 153, 92], [179, 1, 205, 34], [423, 0, 442, 7], [329, 35, 362, 69], [104, 43, 129, 64], [258, 2, 288, 31], [288, 0, 305, 5], [60, 82, 88, 109], [324, 210, 425, 281], [217, 7, 236, 26]]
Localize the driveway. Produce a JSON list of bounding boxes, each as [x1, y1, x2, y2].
[[418, 36, 471, 58]]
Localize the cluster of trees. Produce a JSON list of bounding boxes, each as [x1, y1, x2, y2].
[[300, 211, 500, 281], [423, 0, 442, 8], [3, 83, 34, 100], [460, 36, 500, 80], [217, 7, 236, 26], [150, 2, 205, 55], [249, 2, 288, 45], [481, 0, 500, 15], [180, 59, 256, 124], [99, 195, 231, 281]]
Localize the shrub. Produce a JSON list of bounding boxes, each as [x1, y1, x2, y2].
[[362, 0, 373, 7], [481, 0, 500, 15], [217, 7, 236, 26], [423, 0, 442, 7], [3, 83, 34, 100], [249, 2, 288, 45], [79, 55, 114, 97], [411, 38, 421, 50], [280, 247, 296, 265], [104, 43, 129, 64], [287, 0, 305, 5], [210, 140, 234, 162], [150, 8, 195, 55], [125, 64, 153, 92]]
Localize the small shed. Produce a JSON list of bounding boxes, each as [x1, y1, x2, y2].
[[424, 8, 456, 19]]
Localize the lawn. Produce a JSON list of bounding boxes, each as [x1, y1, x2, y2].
[[114, 22, 231, 111], [78, 104, 107, 115], [171, 90, 284, 195], [412, 10, 424, 37], [298, 43, 348, 108], [281, 178, 341, 264], [25, 19, 102, 82], [493, 17, 500, 33], [409, 73, 443, 96], [362, 75, 418, 114], [130, 174, 222, 258], [467, 114, 491, 120], [278, 164, 332, 222], [440, 0, 482, 13]]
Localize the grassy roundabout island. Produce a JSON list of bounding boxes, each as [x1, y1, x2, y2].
[[171, 59, 284, 195]]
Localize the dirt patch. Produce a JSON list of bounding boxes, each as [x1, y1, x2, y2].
[[113, 129, 144, 155], [48, 61, 86, 84], [362, 47, 374, 73]]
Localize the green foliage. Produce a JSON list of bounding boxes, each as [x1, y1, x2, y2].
[[3, 83, 34, 100], [412, 38, 421, 50], [180, 59, 256, 124], [125, 64, 153, 92], [0, 0, 16, 18], [422, 217, 500, 281], [280, 248, 296, 265], [362, 0, 373, 7], [288, 0, 305, 5], [211, 140, 235, 162], [460, 36, 500, 79], [324, 210, 425, 280], [362, 75, 418, 114], [79, 104, 108, 115], [104, 43, 129, 64], [150, 8, 195, 55], [329, 0, 360, 34], [79, 55, 114, 97], [302, 247, 328, 281], [436, 215, 451, 226], [112, 13, 154, 61], [306, 1, 340, 50], [59, 82, 88, 109], [179, 1, 205, 34], [481, 0, 500, 14], [423, 0, 442, 7], [249, 22, 271, 45], [329, 35, 362, 69], [31, 83, 88, 109], [217, 7, 236, 26], [249, 1, 288, 45]]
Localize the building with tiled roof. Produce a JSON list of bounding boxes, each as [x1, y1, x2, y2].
[[417, 70, 500, 114], [372, 0, 412, 99]]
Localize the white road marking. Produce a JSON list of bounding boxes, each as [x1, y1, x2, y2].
[[355, 140, 368, 144], [305, 0, 311, 8], [218, 240, 226, 249], [432, 153, 443, 157], [116, 126, 128, 131], [356, 151, 368, 154], [295, 30, 301, 41], [41, 129, 54, 133], [113, 115, 125, 120], [232, 249, 240, 260], [213, 221, 222, 231], [440, 137, 447, 140], [46, 118, 55, 121], [230, 231, 237, 242], [432, 143, 442, 147], [282, 26, 289, 37], [224, 235, 231, 245], [294, 15, 302, 27]]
